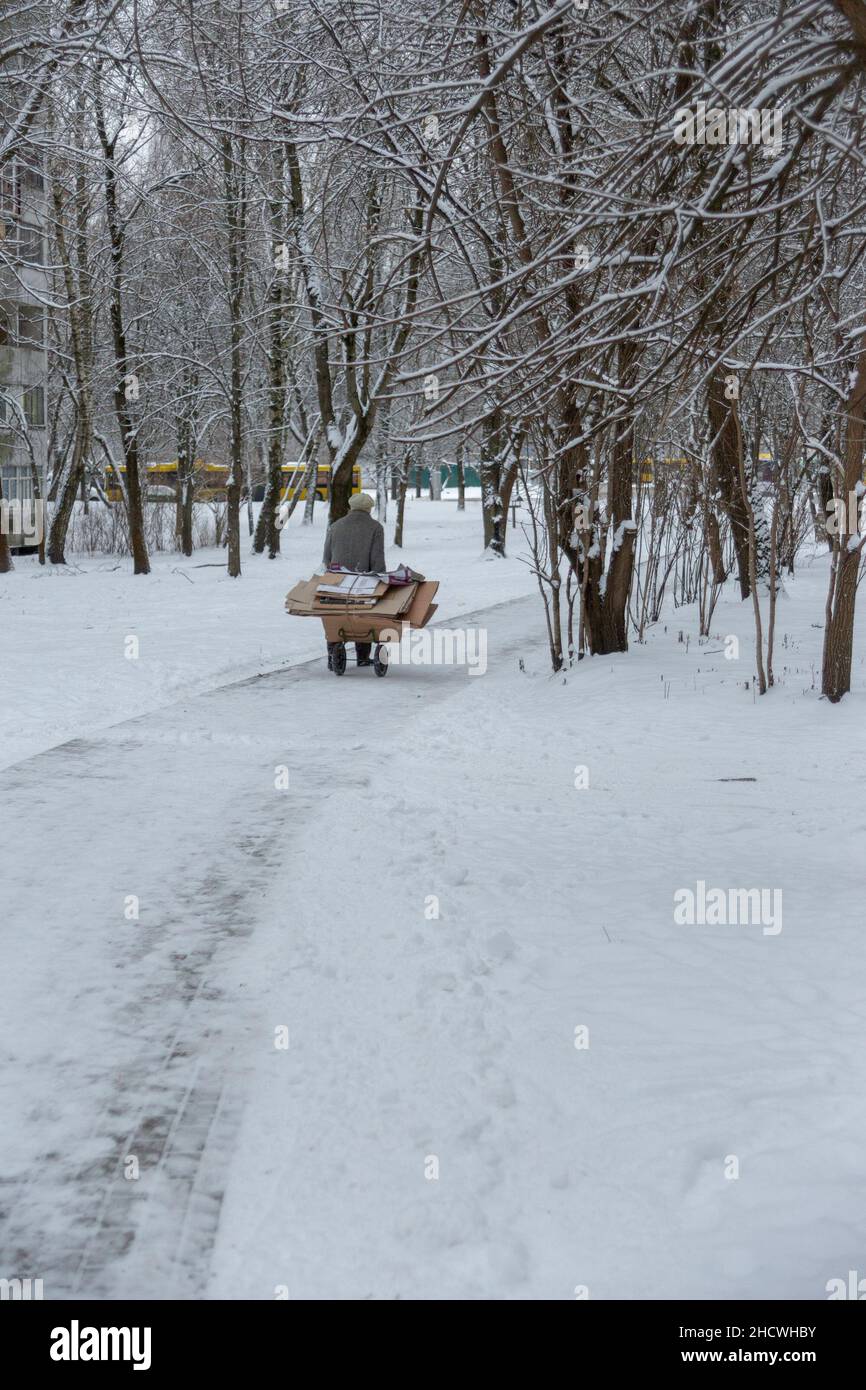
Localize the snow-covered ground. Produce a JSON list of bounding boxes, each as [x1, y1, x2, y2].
[[0, 496, 534, 771], [1, 504, 865, 1300]]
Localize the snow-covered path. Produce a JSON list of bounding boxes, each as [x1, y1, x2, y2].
[[0, 594, 530, 1299], [3, 558, 866, 1301]]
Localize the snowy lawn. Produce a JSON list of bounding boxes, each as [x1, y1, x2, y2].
[[1, 524, 865, 1299], [207, 555, 866, 1299], [0, 496, 535, 771]]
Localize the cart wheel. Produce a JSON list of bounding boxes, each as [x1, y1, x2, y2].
[[332, 642, 347, 676], [373, 643, 389, 677]]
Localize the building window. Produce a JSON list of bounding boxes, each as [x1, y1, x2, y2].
[[22, 151, 45, 192], [13, 222, 44, 266], [0, 301, 45, 346], [0, 164, 20, 219], [23, 386, 45, 428], [17, 303, 44, 346], [0, 156, 42, 211], [1, 464, 27, 500]]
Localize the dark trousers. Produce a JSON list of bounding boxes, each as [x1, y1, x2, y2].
[[327, 640, 372, 665]]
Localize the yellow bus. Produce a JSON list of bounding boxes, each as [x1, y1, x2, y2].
[[103, 460, 221, 502], [276, 463, 362, 502], [638, 452, 774, 485], [104, 460, 362, 503], [638, 456, 688, 484]]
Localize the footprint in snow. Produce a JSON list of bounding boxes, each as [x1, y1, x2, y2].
[[416, 971, 459, 1002], [484, 930, 515, 964]]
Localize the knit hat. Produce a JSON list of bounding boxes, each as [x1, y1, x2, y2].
[[348, 492, 374, 512]]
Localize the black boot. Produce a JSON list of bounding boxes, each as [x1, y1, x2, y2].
[[356, 642, 372, 667]]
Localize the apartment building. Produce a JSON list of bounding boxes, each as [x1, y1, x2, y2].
[[0, 29, 49, 552]]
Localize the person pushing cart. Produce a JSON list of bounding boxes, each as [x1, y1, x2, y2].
[[284, 493, 439, 677], [322, 493, 385, 669]]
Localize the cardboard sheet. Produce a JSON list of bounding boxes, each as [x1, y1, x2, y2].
[[402, 580, 439, 628], [286, 570, 438, 635]]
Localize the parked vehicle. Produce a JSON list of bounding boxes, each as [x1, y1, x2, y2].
[[104, 460, 362, 504]]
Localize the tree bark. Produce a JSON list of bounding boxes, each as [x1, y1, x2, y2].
[[375, 396, 390, 520], [821, 341, 866, 701], [480, 411, 509, 555], [578, 349, 637, 654], [708, 367, 750, 598], [254, 153, 287, 558], [0, 469, 13, 573], [47, 96, 94, 565], [394, 446, 411, 548], [221, 131, 246, 578], [95, 85, 149, 574]]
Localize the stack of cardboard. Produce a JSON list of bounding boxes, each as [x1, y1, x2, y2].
[[285, 568, 439, 643]]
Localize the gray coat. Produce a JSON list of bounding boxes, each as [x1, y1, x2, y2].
[[323, 510, 386, 574]]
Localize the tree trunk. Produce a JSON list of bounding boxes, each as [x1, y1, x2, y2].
[[499, 460, 518, 538], [95, 92, 149, 575], [822, 341, 866, 701], [221, 130, 247, 577], [708, 367, 749, 598], [174, 469, 183, 546], [226, 447, 242, 577], [47, 99, 94, 566], [181, 471, 195, 557], [330, 460, 354, 522], [254, 248, 286, 556], [706, 509, 726, 584], [480, 412, 507, 555], [375, 397, 390, 521], [816, 466, 834, 544], [575, 348, 637, 655], [0, 470, 13, 573], [28, 454, 45, 565], [175, 423, 195, 558], [48, 430, 84, 565], [256, 156, 288, 557], [394, 447, 411, 548], [255, 453, 282, 557], [302, 454, 318, 524]]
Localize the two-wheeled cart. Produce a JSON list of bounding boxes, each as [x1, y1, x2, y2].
[[285, 571, 439, 677], [319, 579, 439, 677]]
